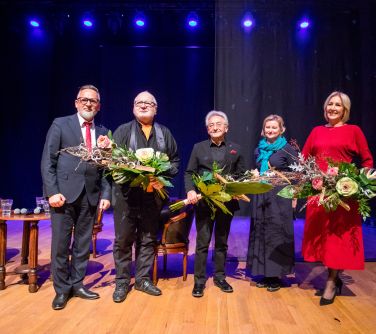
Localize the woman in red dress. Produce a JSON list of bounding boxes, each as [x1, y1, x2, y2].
[[302, 91, 373, 305]]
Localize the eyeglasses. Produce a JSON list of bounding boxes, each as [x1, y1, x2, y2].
[[134, 101, 156, 108], [207, 122, 226, 128], [77, 97, 100, 105]]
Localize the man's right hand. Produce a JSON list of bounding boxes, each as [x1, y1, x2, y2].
[[187, 190, 199, 205], [49, 193, 66, 207]]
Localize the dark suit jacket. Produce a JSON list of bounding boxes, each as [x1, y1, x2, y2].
[[41, 113, 111, 206]]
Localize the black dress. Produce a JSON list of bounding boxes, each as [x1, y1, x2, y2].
[[247, 143, 297, 277]]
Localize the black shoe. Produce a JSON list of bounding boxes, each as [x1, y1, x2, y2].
[[52, 293, 70, 310], [320, 278, 343, 306], [113, 281, 129, 303], [320, 291, 337, 306], [213, 279, 233, 293], [266, 278, 281, 292], [134, 279, 162, 296], [192, 283, 205, 297], [255, 277, 269, 288], [73, 287, 100, 300]]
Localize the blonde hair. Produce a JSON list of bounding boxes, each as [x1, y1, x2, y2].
[[261, 114, 286, 137], [323, 91, 351, 123]]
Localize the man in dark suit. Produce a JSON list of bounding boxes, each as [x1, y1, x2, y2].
[[41, 84, 111, 310], [185, 110, 246, 297], [112, 91, 179, 303]]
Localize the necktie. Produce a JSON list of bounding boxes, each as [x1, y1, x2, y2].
[[83, 121, 92, 152]]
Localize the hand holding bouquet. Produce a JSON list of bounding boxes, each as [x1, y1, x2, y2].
[[61, 132, 173, 199]]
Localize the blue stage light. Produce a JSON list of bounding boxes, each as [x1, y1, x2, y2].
[[83, 20, 93, 27], [136, 19, 145, 27], [188, 19, 197, 27], [243, 19, 253, 28], [186, 12, 199, 29], [242, 12, 254, 30], [299, 20, 310, 29], [134, 12, 146, 28], [29, 20, 40, 28]]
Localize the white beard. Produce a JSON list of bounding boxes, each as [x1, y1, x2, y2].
[[80, 110, 96, 121]]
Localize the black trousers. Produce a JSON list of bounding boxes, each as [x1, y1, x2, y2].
[[113, 186, 162, 284], [194, 202, 234, 284], [51, 190, 97, 294]]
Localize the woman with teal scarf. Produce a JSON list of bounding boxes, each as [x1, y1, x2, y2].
[[247, 114, 297, 291]]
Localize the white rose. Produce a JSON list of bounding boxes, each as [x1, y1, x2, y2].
[[135, 148, 155, 163]]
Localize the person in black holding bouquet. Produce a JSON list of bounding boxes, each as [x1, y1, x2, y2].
[[185, 110, 246, 297], [112, 91, 179, 302], [247, 114, 297, 292]]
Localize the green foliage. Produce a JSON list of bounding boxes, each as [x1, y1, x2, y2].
[[278, 159, 376, 220], [225, 182, 272, 195], [192, 162, 274, 218]]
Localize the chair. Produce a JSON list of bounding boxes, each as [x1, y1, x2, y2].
[[152, 205, 194, 284]]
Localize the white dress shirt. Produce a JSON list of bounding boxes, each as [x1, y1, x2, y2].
[[77, 113, 96, 148]]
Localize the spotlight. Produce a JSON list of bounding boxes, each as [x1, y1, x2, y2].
[[82, 12, 94, 28], [134, 12, 146, 28], [83, 19, 93, 28], [186, 12, 199, 28], [242, 12, 254, 29], [299, 19, 310, 29], [29, 19, 40, 28], [243, 19, 253, 28]]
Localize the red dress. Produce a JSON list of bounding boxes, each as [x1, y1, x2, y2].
[[302, 125, 373, 270]]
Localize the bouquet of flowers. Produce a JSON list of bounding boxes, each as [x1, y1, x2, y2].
[[169, 163, 281, 218], [278, 152, 376, 219], [61, 133, 173, 199]]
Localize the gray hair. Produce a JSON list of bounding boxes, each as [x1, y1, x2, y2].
[[77, 84, 100, 100], [134, 90, 158, 106], [205, 110, 229, 126]]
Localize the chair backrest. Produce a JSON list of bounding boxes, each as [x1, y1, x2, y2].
[[164, 206, 194, 245]]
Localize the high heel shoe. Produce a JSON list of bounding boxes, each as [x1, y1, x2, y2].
[[320, 278, 343, 306]]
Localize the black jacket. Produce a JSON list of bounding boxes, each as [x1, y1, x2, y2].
[[184, 139, 246, 192]]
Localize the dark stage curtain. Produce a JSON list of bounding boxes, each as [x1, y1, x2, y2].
[[0, 5, 214, 207], [214, 0, 376, 215]]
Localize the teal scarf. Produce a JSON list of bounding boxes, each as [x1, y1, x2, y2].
[[256, 136, 287, 175]]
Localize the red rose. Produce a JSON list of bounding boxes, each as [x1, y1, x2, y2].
[[230, 149, 237, 155]]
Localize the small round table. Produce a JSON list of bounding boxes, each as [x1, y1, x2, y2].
[[0, 213, 50, 292]]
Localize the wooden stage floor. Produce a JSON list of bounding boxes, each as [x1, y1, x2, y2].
[[1, 213, 376, 334]]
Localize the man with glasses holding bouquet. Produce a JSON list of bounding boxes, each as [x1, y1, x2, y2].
[[112, 91, 179, 302], [41, 84, 111, 310]]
